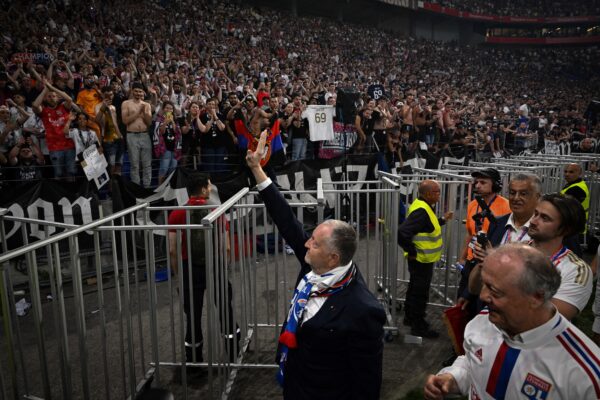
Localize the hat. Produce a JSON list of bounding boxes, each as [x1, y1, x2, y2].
[[471, 168, 501, 183], [244, 94, 256, 103]]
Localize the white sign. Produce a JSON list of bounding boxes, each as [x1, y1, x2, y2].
[[81, 145, 110, 189]]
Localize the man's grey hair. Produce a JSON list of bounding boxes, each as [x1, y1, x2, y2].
[[492, 243, 561, 302], [510, 173, 542, 195], [320, 219, 358, 266]]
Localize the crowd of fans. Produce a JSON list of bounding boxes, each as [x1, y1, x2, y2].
[[429, 0, 600, 18], [487, 26, 600, 39], [0, 0, 599, 190]]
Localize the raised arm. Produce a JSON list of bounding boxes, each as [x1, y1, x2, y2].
[[44, 78, 74, 109], [32, 86, 49, 114], [246, 131, 310, 276]]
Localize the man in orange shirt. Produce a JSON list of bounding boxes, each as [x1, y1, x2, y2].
[[457, 168, 510, 310], [76, 74, 103, 140]]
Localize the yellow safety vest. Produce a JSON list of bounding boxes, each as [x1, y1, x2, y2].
[[405, 198, 443, 263], [561, 180, 590, 232]]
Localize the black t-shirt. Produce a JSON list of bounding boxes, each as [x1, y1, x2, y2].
[[289, 118, 309, 140], [185, 119, 202, 147], [15, 160, 42, 181], [163, 123, 177, 152], [200, 112, 228, 148], [359, 110, 376, 136]]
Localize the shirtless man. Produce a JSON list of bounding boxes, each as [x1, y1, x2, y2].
[[122, 82, 153, 187], [414, 95, 431, 144], [402, 93, 416, 150], [373, 97, 391, 152]]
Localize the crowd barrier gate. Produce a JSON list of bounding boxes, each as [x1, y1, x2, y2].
[[3, 155, 594, 399], [377, 168, 473, 338], [0, 175, 418, 399]]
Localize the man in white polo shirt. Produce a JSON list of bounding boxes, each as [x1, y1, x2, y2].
[[424, 244, 600, 400]]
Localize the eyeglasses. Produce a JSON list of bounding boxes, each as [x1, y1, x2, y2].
[[508, 190, 531, 198]]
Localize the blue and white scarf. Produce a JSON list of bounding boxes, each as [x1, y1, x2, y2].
[[277, 263, 356, 386]]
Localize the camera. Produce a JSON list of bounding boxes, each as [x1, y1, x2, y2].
[[476, 231, 488, 248]]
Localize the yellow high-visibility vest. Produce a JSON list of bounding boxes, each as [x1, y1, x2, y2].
[[405, 198, 443, 263], [561, 180, 590, 233]]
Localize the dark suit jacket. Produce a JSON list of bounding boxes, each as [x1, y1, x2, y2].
[[487, 213, 511, 248], [260, 182, 386, 400]]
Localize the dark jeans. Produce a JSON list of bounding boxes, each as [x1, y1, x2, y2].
[[182, 261, 237, 362], [405, 259, 434, 325]]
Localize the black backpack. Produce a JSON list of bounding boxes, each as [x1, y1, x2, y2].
[[189, 206, 210, 265]]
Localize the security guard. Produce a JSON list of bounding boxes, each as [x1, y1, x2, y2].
[[561, 163, 590, 227], [398, 180, 453, 338], [561, 163, 590, 256]]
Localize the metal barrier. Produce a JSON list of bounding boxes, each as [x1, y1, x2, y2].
[[0, 178, 410, 399], [376, 168, 473, 338], [461, 154, 600, 236], [316, 177, 402, 339], [1, 155, 596, 399], [515, 154, 600, 236], [0, 202, 153, 400]]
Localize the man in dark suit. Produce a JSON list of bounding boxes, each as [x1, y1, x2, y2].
[[246, 131, 386, 400]]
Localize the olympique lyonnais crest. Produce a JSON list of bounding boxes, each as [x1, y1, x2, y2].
[[248, 134, 272, 166], [521, 373, 552, 400]]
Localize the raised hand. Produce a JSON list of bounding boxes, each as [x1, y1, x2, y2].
[[245, 130, 270, 184], [245, 129, 268, 170]]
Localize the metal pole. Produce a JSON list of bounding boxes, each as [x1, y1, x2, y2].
[[68, 235, 91, 399], [144, 209, 161, 386], [21, 225, 51, 399], [92, 230, 110, 400], [0, 211, 19, 400], [119, 216, 137, 397], [46, 229, 71, 400]]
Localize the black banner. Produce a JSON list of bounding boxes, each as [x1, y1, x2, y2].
[[1, 153, 431, 252], [0, 180, 101, 252]]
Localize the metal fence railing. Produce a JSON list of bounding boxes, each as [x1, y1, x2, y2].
[[1, 155, 597, 398]]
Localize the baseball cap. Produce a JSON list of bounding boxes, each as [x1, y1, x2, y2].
[[471, 168, 501, 183], [244, 94, 257, 103]]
